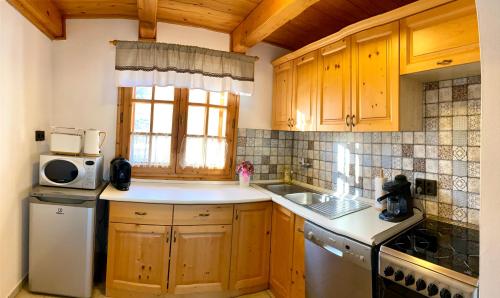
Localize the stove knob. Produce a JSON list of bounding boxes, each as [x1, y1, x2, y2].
[[453, 294, 464, 298], [404, 274, 415, 286], [440, 288, 451, 298], [416, 279, 426, 291], [394, 270, 404, 281], [428, 283, 439, 296], [383, 266, 394, 277]]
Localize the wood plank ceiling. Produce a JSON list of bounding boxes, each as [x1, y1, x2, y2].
[[10, 0, 417, 51]]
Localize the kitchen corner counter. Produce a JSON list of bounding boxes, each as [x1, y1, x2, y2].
[[100, 180, 272, 204]]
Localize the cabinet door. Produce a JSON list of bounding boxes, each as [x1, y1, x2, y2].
[[290, 216, 305, 298], [106, 223, 170, 295], [351, 21, 400, 131], [270, 203, 295, 298], [317, 38, 351, 131], [292, 51, 318, 131], [272, 61, 293, 130], [169, 225, 232, 294], [400, 0, 479, 74], [230, 202, 272, 293]]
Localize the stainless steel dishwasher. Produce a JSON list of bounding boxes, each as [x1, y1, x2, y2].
[[304, 221, 373, 298]]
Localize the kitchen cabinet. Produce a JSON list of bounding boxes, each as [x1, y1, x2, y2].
[[270, 203, 296, 298], [292, 51, 318, 131], [106, 223, 170, 295], [168, 225, 232, 294], [351, 21, 401, 131], [317, 38, 351, 131], [290, 216, 305, 298], [229, 202, 272, 293], [400, 0, 479, 74], [272, 61, 294, 130]]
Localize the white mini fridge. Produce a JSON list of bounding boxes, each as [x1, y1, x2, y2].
[[29, 190, 97, 298]]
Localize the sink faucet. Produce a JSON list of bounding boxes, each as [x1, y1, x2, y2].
[[299, 157, 311, 168]]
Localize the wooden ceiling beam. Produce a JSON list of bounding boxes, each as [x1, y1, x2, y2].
[[7, 0, 65, 39], [137, 0, 158, 40], [231, 0, 320, 53]]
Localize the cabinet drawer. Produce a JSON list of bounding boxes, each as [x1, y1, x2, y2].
[[109, 201, 173, 225], [173, 204, 234, 225]]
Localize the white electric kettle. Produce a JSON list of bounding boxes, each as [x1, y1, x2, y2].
[[83, 129, 106, 156]]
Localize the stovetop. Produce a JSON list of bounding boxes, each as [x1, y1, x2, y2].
[[383, 218, 479, 278]]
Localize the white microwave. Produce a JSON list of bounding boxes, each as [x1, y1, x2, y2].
[[39, 154, 103, 189]]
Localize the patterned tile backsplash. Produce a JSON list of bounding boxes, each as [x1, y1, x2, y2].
[[237, 76, 480, 225]]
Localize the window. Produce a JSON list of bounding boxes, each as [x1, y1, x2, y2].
[[116, 87, 239, 180]]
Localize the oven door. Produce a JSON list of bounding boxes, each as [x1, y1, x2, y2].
[[40, 157, 85, 187], [377, 276, 427, 298]]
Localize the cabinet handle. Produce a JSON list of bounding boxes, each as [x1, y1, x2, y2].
[[437, 59, 453, 65], [134, 211, 147, 216], [351, 115, 356, 127], [173, 231, 177, 243], [297, 227, 304, 233], [198, 213, 210, 217], [291, 118, 295, 127], [166, 232, 170, 243], [345, 115, 350, 127], [235, 210, 239, 220]]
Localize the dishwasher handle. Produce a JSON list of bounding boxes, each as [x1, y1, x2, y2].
[[306, 231, 344, 257]]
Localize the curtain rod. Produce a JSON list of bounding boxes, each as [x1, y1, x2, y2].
[[108, 40, 259, 60]]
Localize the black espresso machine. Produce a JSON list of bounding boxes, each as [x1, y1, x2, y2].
[[377, 175, 413, 222]]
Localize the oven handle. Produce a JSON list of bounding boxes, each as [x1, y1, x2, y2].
[[306, 233, 344, 257]]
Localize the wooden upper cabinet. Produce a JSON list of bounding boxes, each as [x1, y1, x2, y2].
[[168, 225, 232, 295], [292, 51, 318, 131], [272, 61, 294, 130], [230, 202, 272, 293], [400, 0, 479, 74], [106, 223, 170, 295], [351, 21, 400, 132], [270, 203, 295, 298], [290, 216, 305, 298], [317, 38, 351, 131]]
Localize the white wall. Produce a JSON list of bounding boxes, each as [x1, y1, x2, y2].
[[0, 2, 53, 296], [476, 0, 500, 295], [52, 19, 289, 174]]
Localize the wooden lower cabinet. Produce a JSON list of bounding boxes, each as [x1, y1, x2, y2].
[[270, 203, 296, 298], [106, 223, 171, 296], [290, 216, 305, 298], [230, 202, 272, 293], [168, 225, 232, 295]]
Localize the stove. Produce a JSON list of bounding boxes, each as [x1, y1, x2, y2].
[[378, 218, 479, 298]]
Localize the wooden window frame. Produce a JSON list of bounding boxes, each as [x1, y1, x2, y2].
[[116, 87, 239, 181]]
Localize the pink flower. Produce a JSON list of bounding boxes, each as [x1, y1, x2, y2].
[[236, 161, 254, 177]]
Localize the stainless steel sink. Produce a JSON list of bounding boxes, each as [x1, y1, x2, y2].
[[262, 183, 310, 196], [284, 192, 332, 206]]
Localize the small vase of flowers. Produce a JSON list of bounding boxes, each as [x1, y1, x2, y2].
[[236, 161, 254, 187]]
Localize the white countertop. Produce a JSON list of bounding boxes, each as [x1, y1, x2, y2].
[[100, 179, 423, 245], [100, 180, 271, 204]]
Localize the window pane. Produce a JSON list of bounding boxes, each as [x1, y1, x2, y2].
[[133, 103, 151, 133], [130, 134, 149, 166], [182, 136, 204, 168], [209, 92, 228, 106], [151, 135, 171, 167], [206, 138, 226, 169], [207, 108, 227, 137], [187, 106, 206, 135], [155, 86, 174, 101], [188, 89, 208, 103], [153, 103, 173, 133], [135, 87, 153, 99]]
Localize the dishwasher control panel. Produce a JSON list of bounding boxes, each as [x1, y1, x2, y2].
[[304, 221, 372, 270]]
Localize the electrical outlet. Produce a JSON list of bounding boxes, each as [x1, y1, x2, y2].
[[35, 130, 45, 141], [415, 178, 437, 196]]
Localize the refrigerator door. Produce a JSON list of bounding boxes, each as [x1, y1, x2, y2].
[[29, 197, 95, 298]]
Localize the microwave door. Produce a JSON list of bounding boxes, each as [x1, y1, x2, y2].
[[43, 159, 85, 186]]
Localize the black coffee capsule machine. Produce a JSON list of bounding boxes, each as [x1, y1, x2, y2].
[[377, 174, 413, 222]]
